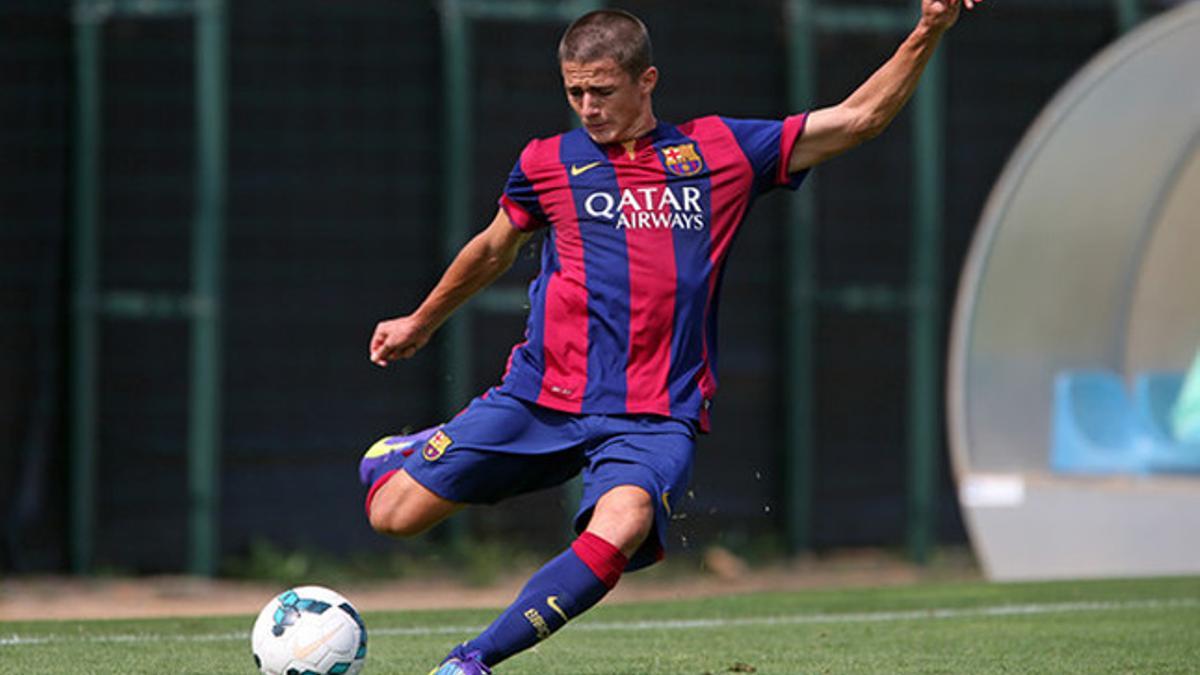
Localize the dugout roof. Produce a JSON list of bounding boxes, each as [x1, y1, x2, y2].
[[947, 0, 1200, 579]]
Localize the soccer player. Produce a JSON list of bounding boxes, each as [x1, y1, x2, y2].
[[361, 2, 976, 672]]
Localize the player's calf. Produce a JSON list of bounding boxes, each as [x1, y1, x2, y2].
[[435, 531, 629, 670]]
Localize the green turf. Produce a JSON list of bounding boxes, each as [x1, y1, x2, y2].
[[2, 576, 1198, 674]]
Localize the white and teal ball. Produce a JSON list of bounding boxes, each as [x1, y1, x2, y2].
[[251, 585, 367, 675]]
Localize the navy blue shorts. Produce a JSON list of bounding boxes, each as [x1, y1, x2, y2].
[[403, 390, 695, 571]]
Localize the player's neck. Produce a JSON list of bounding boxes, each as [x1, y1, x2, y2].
[[627, 115, 658, 141], [611, 114, 658, 153]]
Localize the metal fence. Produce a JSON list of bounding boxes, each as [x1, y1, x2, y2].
[[0, 0, 1161, 575]]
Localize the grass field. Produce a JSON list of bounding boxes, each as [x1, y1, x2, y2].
[[3, 576, 1198, 674]]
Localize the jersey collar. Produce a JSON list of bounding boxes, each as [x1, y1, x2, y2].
[[599, 120, 664, 161]]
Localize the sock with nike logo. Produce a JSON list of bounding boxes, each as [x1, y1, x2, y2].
[[463, 532, 627, 666]]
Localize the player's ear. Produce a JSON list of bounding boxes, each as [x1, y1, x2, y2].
[[638, 66, 658, 95]]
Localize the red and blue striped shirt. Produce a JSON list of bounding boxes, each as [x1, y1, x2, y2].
[[496, 114, 808, 431]]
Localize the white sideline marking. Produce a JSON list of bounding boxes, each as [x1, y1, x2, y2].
[[2, 597, 1196, 647]]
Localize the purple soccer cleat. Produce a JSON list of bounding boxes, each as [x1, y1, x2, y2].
[[358, 426, 441, 486], [429, 646, 492, 675]]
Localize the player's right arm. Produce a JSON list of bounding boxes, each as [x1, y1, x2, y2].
[[369, 208, 531, 366]]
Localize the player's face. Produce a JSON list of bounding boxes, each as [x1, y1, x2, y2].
[[562, 58, 657, 145]]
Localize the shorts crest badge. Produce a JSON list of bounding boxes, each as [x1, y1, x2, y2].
[[661, 143, 703, 177], [423, 430, 453, 461]]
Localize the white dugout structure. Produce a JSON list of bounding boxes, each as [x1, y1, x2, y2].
[[948, 1, 1200, 580]]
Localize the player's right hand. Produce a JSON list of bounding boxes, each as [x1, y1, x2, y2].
[[369, 315, 431, 367]]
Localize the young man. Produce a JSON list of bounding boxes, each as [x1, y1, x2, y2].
[[362, 2, 975, 672]]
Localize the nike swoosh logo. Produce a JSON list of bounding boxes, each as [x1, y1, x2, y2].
[[364, 438, 415, 459], [293, 626, 342, 660], [570, 161, 602, 177], [547, 595, 569, 622]]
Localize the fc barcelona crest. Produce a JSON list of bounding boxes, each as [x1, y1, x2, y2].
[[423, 430, 453, 461], [661, 143, 704, 177]]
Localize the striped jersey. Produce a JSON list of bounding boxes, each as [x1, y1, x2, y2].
[[496, 114, 808, 431]]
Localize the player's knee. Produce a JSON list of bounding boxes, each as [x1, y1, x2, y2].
[[367, 486, 426, 537], [589, 487, 655, 556], [367, 474, 456, 538], [621, 499, 654, 540], [368, 499, 433, 538]]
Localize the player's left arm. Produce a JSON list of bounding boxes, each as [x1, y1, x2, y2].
[[369, 209, 531, 366], [787, 0, 976, 173]]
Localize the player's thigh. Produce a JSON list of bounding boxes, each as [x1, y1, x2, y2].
[[406, 443, 585, 506], [404, 391, 588, 504]]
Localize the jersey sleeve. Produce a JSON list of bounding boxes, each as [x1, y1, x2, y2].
[[719, 114, 809, 194], [498, 141, 551, 232]]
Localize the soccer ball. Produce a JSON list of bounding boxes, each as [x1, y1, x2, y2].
[[251, 585, 368, 675]]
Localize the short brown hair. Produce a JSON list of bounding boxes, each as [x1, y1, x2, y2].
[[557, 9, 653, 80]]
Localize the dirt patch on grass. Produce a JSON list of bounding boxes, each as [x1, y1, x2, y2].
[[0, 548, 979, 622]]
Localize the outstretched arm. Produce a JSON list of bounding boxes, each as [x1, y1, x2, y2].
[[369, 209, 532, 366], [788, 0, 976, 173]]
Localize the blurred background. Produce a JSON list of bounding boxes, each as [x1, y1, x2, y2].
[[0, 0, 1183, 580]]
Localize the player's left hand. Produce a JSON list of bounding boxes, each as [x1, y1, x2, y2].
[[922, 0, 981, 33]]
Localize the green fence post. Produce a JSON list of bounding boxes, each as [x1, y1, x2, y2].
[[69, 0, 104, 575], [439, 0, 474, 423], [783, 0, 818, 555], [906, 46, 946, 565], [188, 0, 228, 577], [436, 0, 474, 547]]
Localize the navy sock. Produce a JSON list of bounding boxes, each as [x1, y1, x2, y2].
[[465, 532, 627, 666]]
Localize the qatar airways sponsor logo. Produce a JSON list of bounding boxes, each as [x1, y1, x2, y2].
[[583, 186, 705, 231]]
